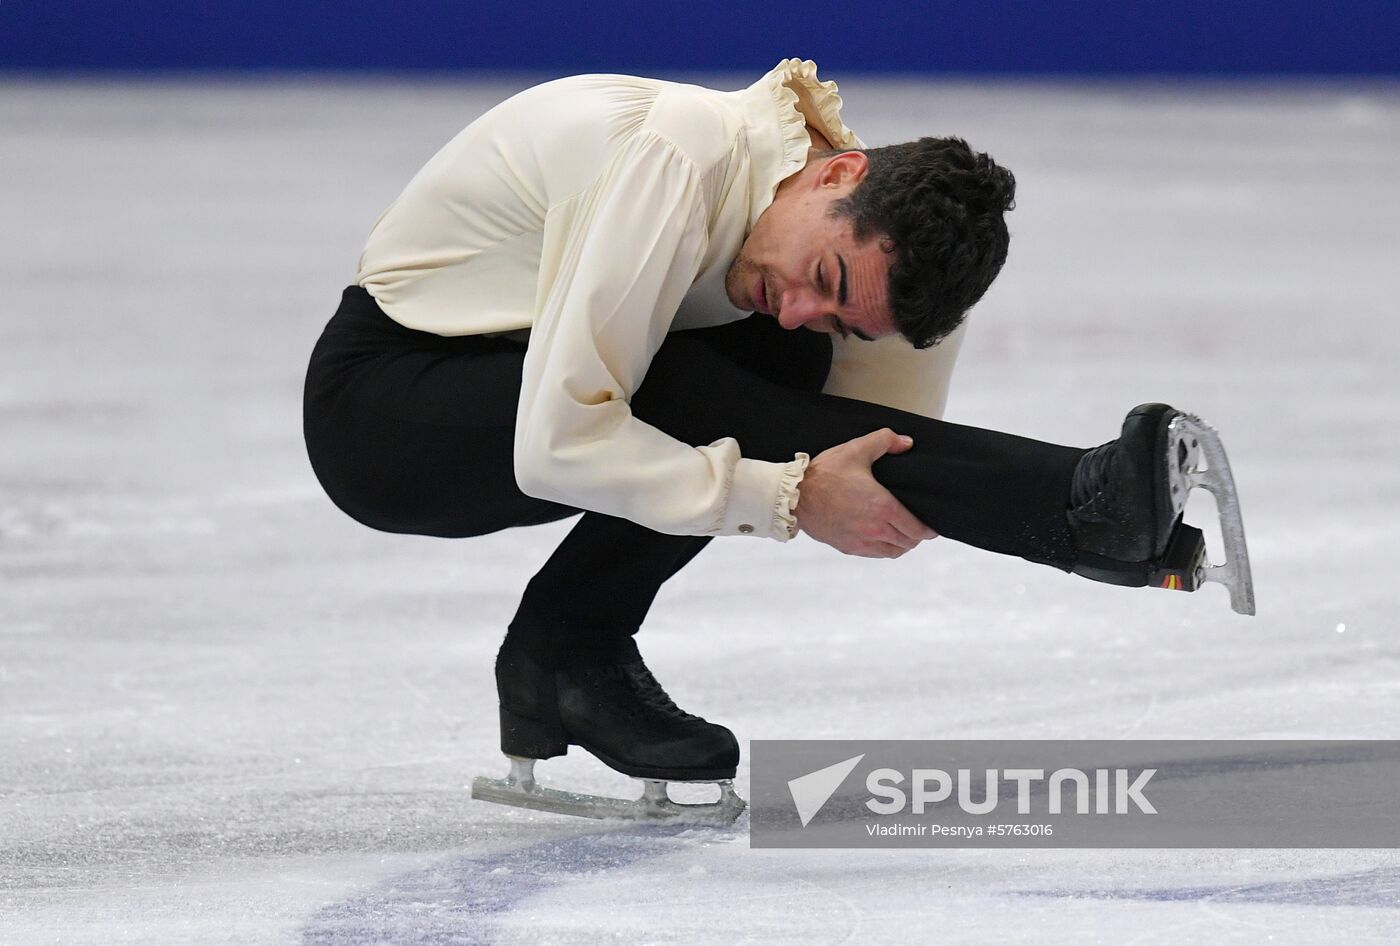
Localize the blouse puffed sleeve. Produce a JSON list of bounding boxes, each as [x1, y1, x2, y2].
[[513, 130, 808, 540]]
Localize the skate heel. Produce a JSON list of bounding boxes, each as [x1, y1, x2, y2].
[[1072, 521, 1207, 590], [498, 705, 569, 759], [495, 640, 569, 759], [1146, 523, 1206, 592]]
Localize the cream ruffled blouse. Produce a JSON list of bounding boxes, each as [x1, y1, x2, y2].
[[356, 60, 966, 542]]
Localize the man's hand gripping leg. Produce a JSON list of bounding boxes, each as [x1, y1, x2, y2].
[[793, 428, 939, 558]]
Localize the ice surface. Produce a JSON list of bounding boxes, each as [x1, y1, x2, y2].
[[3, 75, 1399, 944]]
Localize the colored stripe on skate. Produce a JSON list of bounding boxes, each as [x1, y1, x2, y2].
[[1163, 575, 1181, 590]]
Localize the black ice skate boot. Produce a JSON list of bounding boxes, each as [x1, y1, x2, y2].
[[471, 638, 745, 823], [493, 637, 739, 780], [1067, 402, 1255, 615]]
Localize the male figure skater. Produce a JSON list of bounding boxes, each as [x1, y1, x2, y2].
[[304, 60, 1251, 821]]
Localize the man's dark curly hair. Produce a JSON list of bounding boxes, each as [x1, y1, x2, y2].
[[828, 137, 1016, 349]]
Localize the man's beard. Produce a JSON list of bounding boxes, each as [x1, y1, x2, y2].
[[724, 254, 760, 312]]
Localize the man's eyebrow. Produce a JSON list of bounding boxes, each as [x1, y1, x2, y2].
[[834, 254, 874, 340]]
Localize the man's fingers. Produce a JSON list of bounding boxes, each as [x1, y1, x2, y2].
[[854, 517, 925, 555], [863, 489, 937, 545], [849, 428, 913, 464], [885, 503, 938, 544], [847, 542, 901, 559]]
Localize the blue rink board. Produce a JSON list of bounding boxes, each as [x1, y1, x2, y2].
[[5, 0, 1399, 75]]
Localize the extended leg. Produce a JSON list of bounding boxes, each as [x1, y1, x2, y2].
[[631, 324, 1086, 569]]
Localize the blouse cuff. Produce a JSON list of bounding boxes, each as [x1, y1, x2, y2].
[[720, 453, 810, 541]]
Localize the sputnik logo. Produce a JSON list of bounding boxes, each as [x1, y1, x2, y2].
[[786, 754, 865, 827]]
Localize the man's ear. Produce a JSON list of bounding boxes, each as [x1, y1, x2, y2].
[[816, 150, 868, 189]]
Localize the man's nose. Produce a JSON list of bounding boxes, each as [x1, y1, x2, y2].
[[776, 290, 824, 330]]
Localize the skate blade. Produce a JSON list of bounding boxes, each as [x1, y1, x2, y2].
[[1168, 414, 1256, 616], [471, 758, 746, 826]]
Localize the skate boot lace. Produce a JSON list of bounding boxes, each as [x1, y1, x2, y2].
[[620, 662, 699, 722], [1069, 439, 1120, 515]]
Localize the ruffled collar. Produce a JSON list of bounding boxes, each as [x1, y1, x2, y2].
[[735, 59, 864, 231]]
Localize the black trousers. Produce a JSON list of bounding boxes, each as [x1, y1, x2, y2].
[[304, 286, 1084, 666]]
